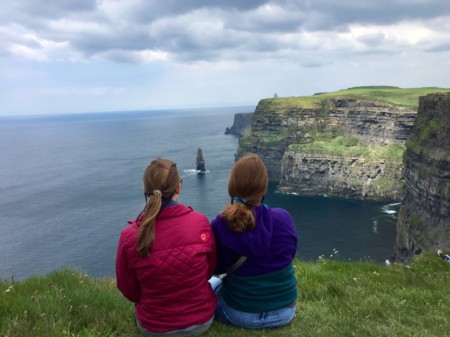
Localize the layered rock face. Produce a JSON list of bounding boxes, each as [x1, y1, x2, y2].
[[225, 112, 253, 137], [237, 103, 292, 180], [335, 99, 415, 145], [238, 97, 416, 200], [280, 154, 404, 201], [394, 93, 450, 262]]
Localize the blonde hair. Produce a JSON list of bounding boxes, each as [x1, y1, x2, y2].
[[221, 153, 268, 232], [137, 158, 180, 257]]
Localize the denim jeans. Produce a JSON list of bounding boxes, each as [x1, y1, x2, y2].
[[210, 276, 296, 329], [135, 315, 213, 337]]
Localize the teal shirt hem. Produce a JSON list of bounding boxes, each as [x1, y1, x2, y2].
[[223, 264, 297, 313]]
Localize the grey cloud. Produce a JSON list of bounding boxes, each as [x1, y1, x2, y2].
[[2, 0, 450, 64], [427, 44, 450, 52], [125, 0, 267, 23], [96, 50, 145, 64], [8, 0, 94, 19], [301, 61, 330, 68], [5, 0, 450, 27], [69, 30, 153, 57], [226, 7, 306, 34], [353, 49, 401, 57], [355, 32, 388, 48], [306, 0, 450, 30]]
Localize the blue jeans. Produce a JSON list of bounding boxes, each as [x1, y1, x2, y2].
[[135, 315, 213, 337], [210, 276, 296, 329]]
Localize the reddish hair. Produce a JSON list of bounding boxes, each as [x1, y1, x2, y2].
[[221, 153, 268, 232]]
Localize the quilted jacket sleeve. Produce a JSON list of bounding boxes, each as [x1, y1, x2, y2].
[[207, 226, 217, 278], [116, 230, 140, 303]]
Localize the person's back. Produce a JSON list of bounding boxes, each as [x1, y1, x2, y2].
[[212, 205, 297, 313], [210, 153, 298, 329], [116, 158, 216, 336]]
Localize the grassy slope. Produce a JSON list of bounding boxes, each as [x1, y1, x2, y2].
[[1, 254, 450, 337], [288, 138, 406, 162], [259, 86, 450, 112]]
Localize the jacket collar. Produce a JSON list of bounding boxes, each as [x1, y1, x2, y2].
[[134, 203, 193, 227], [157, 203, 193, 220]]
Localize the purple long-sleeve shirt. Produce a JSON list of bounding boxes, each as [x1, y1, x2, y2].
[[211, 204, 298, 277]]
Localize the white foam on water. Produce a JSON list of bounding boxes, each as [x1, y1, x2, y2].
[[182, 169, 210, 177], [381, 202, 400, 216]]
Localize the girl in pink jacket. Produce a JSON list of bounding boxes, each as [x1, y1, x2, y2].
[[116, 158, 216, 336]]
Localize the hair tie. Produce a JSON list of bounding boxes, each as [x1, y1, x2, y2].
[[232, 196, 247, 204], [153, 190, 162, 197]]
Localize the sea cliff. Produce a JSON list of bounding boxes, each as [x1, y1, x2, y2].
[[236, 87, 449, 200], [225, 112, 253, 137], [394, 93, 450, 262]]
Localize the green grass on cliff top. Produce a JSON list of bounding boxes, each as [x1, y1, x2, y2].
[[261, 86, 450, 112], [2, 254, 450, 337], [288, 138, 406, 162]]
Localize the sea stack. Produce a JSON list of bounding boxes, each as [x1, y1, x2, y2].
[[196, 148, 206, 172]]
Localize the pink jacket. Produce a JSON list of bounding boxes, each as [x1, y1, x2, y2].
[[116, 204, 216, 333]]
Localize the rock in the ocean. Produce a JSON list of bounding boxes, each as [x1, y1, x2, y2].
[[196, 148, 206, 172]]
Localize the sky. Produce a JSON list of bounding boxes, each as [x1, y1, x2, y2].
[[1, 0, 450, 116]]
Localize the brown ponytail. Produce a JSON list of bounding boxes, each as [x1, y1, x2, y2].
[[222, 202, 255, 232], [221, 153, 268, 232], [137, 158, 180, 257]]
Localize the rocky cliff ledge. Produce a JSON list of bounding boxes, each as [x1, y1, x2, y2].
[[394, 93, 450, 262], [225, 112, 253, 137], [237, 87, 450, 200]]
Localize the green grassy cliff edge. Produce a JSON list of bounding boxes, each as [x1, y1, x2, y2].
[[1, 254, 450, 337], [260, 86, 450, 112]]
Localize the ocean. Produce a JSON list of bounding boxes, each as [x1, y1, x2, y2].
[[0, 107, 399, 280]]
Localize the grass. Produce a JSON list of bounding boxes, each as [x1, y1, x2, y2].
[[405, 112, 443, 153], [1, 254, 450, 337], [288, 137, 405, 162], [259, 86, 450, 112]]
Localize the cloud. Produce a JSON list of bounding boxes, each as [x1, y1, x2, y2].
[[0, 26, 70, 61], [1, 0, 450, 115], [37, 85, 127, 97], [1, 0, 449, 66], [96, 49, 169, 63], [8, 0, 95, 19], [428, 44, 450, 52]]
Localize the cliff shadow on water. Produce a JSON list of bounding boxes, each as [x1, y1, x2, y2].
[[265, 182, 400, 263]]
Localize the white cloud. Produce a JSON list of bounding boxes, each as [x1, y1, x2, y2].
[[3, 29, 69, 61], [7, 43, 47, 60], [95, 49, 169, 63], [39, 86, 128, 97], [46, 18, 110, 35]]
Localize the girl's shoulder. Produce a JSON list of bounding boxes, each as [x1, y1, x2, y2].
[[266, 207, 295, 226], [118, 220, 139, 250], [269, 206, 291, 217]]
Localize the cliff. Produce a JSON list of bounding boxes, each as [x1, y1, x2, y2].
[[237, 87, 450, 200], [394, 93, 450, 262], [225, 112, 253, 137]]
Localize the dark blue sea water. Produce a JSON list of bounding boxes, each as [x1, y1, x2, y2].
[[0, 108, 399, 280]]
